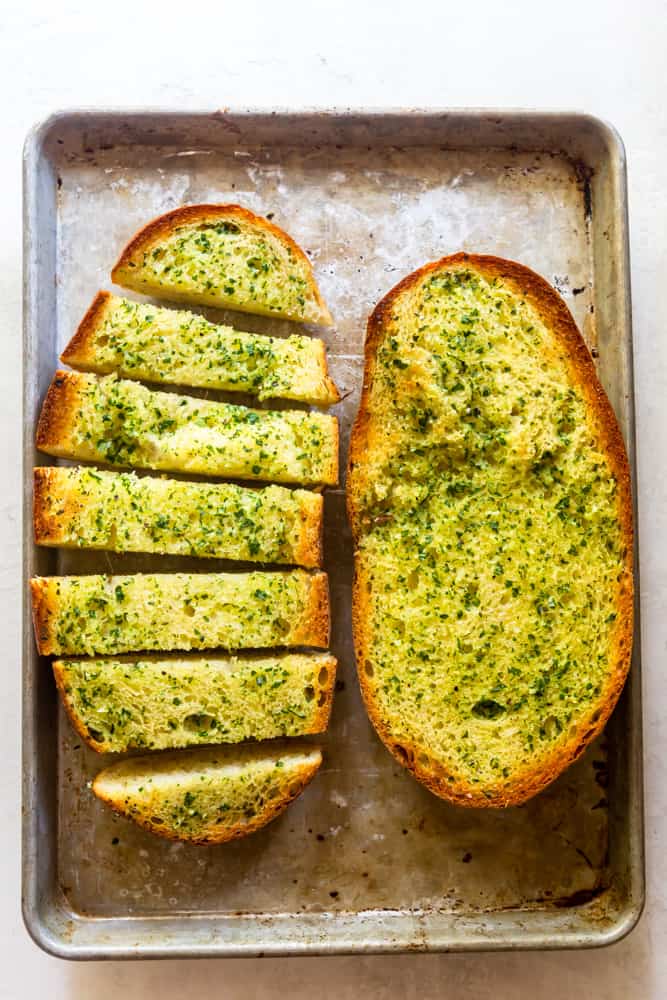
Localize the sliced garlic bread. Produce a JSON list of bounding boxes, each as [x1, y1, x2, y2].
[[62, 292, 339, 404], [36, 371, 339, 487], [31, 570, 329, 656], [111, 204, 332, 326], [348, 253, 633, 808], [92, 743, 322, 844], [34, 467, 323, 567], [54, 652, 336, 752]]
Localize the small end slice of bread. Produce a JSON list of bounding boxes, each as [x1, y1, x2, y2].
[[92, 742, 322, 844], [61, 291, 340, 405], [111, 204, 333, 326]]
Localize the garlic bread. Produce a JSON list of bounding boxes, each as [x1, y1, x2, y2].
[[54, 652, 336, 753], [31, 570, 329, 656], [62, 291, 339, 404], [348, 253, 633, 807], [92, 742, 322, 844], [36, 371, 339, 487], [34, 466, 323, 567], [111, 204, 332, 326]]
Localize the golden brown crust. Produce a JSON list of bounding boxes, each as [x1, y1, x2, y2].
[[33, 468, 60, 546], [30, 577, 57, 656], [91, 751, 322, 845], [294, 572, 330, 648], [60, 291, 114, 369], [293, 492, 324, 569], [111, 204, 333, 326], [348, 252, 634, 808], [35, 370, 84, 456], [311, 339, 341, 404]]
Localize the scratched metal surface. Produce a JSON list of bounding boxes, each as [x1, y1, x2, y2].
[[22, 111, 643, 957]]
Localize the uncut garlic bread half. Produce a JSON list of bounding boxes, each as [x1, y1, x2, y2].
[[62, 292, 339, 405], [53, 652, 336, 753], [36, 371, 338, 487], [31, 570, 329, 657], [348, 253, 633, 808], [111, 204, 333, 326], [92, 742, 322, 844], [34, 466, 323, 567]]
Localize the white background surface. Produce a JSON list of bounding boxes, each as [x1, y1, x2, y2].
[[3, 1, 666, 996]]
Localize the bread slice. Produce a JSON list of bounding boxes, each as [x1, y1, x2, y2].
[[92, 742, 322, 844], [348, 253, 633, 808], [62, 291, 340, 405], [53, 651, 336, 753], [31, 569, 329, 656], [111, 204, 333, 326], [34, 466, 323, 567], [36, 371, 339, 487]]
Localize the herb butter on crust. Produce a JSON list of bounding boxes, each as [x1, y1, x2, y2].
[[348, 253, 633, 808]]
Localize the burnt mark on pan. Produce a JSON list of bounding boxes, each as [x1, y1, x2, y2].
[[572, 159, 595, 219]]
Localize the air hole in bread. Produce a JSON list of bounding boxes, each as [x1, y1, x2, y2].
[[96, 334, 109, 347], [183, 603, 195, 617], [304, 685, 315, 702], [364, 660, 374, 678], [472, 699, 506, 720], [318, 666, 329, 685], [317, 689, 327, 707], [543, 715, 560, 739], [150, 816, 164, 824], [184, 713, 216, 732]]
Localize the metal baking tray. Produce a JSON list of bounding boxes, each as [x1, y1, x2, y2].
[[22, 109, 644, 958]]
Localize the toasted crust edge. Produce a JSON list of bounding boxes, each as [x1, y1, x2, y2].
[[348, 251, 634, 808], [110, 204, 333, 327], [30, 577, 56, 656], [91, 749, 322, 844], [60, 291, 114, 370], [35, 370, 83, 456], [33, 467, 62, 546], [293, 572, 330, 648], [293, 492, 324, 569], [321, 414, 340, 487], [53, 653, 337, 754], [310, 339, 341, 405]]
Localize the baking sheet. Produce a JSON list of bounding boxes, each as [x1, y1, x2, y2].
[[23, 110, 644, 957]]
